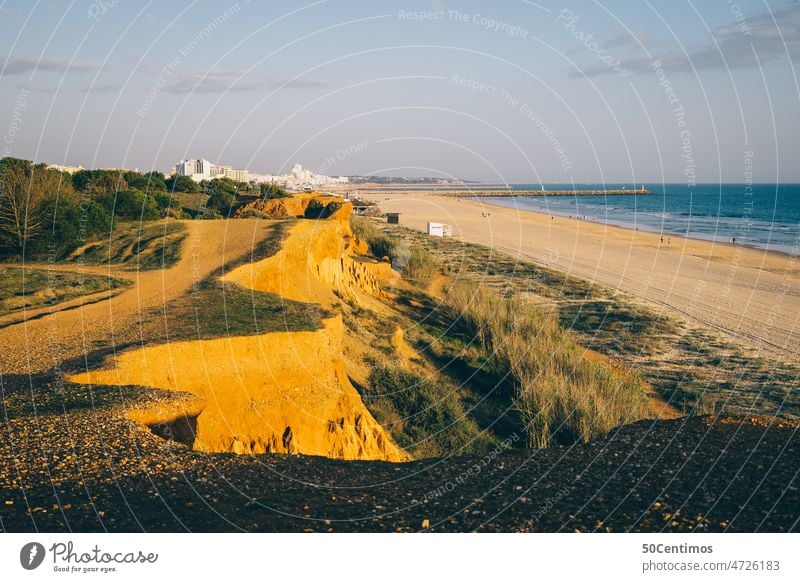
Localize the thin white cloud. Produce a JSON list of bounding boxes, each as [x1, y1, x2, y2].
[[74, 83, 124, 94], [575, 2, 800, 77], [157, 67, 327, 94], [15, 82, 123, 95], [1, 54, 102, 76], [603, 31, 654, 51]]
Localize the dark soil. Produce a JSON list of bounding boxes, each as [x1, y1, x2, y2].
[[1, 379, 796, 533]]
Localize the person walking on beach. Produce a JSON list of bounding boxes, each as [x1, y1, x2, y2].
[[660, 235, 664, 244]]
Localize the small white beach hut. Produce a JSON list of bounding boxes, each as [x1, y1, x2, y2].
[[427, 222, 452, 237]]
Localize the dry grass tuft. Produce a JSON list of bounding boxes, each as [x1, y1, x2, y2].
[[444, 281, 652, 447]]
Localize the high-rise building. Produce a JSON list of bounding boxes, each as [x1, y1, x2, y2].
[[176, 158, 213, 182]]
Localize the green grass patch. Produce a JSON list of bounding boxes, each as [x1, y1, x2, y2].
[[365, 364, 496, 458], [351, 216, 439, 286], [158, 221, 329, 342], [160, 280, 328, 342], [0, 267, 131, 317], [68, 220, 187, 271], [398, 246, 439, 286]]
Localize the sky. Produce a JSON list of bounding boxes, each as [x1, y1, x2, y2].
[[1, 0, 798, 183]]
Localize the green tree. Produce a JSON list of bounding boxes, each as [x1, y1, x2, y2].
[[72, 169, 127, 197], [153, 192, 177, 213], [305, 200, 341, 219], [98, 189, 161, 221], [31, 197, 113, 257], [205, 178, 238, 214], [125, 171, 167, 192], [165, 175, 200, 193], [0, 158, 74, 253], [259, 182, 288, 199]]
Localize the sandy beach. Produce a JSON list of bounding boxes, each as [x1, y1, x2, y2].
[[362, 192, 800, 362]]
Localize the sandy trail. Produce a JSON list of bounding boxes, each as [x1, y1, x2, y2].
[[363, 193, 800, 362], [0, 219, 273, 376]]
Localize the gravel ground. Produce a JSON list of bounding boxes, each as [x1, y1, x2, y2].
[[1, 379, 796, 533]]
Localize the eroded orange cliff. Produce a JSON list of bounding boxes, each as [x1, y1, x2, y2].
[[68, 202, 408, 461]]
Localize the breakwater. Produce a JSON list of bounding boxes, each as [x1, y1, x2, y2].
[[361, 189, 651, 197]]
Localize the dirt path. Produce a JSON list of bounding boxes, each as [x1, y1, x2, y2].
[[0, 288, 127, 329], [0, 219, 274, 376]]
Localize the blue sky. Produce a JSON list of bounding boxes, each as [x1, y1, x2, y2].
[[1, 0, 798, 183]]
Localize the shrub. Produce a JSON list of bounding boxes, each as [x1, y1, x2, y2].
[[125, 171, 167, 192], [72, 169, 127, 196], [367, 235, 395, 259], [153, 192, 178, 212], [350, 216, 395, 258], [260, 183, 288, 199], [367, 365, 493, 457], [323, 201, 342, 217], [207, 190, 234, 214], [304, 199, 324, 219], [350, 216, 379, 241], [443, 281, 651, 447], [204, 178, 238, 215], [198, 209, 222, 220], [304, 199, 342, 219], [402, 246, 438, 284]]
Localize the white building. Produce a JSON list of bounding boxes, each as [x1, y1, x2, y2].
[[47, 163, 85, 175], [275, 163, 349, 190], [174, 158, 250, 183], [224, 168, 249, 182], [291, 163, 311, 182], [175, 158, 213, 182], [171, 158, 345, 188], [210, 165, 230, 178]]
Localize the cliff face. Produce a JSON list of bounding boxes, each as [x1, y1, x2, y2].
[[68, 203, 409, 462], [69, 317, 407, 461], [233, 193, 343, 219], [222, 204, 385, 309]]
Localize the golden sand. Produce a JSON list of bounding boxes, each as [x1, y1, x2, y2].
[[362, 192, 800, 362]]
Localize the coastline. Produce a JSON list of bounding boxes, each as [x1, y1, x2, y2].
[[360, 191, 800, 362], [477, 195, 797, 258]]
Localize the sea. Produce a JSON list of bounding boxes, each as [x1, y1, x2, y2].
[[478, 183, 800, 255]]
